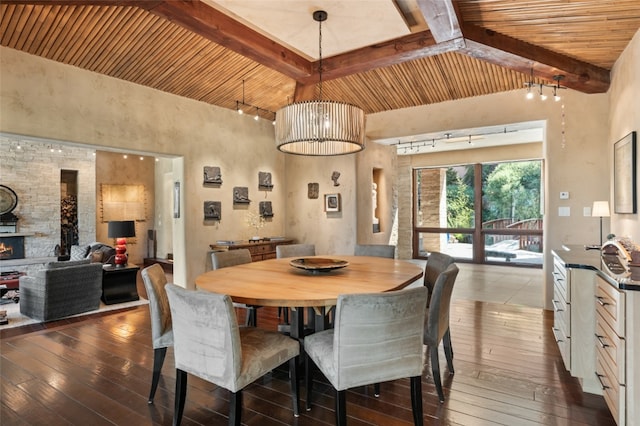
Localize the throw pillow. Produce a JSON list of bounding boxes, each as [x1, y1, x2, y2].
[[89, 251, 103, 263], [70, 244, 91, 261]]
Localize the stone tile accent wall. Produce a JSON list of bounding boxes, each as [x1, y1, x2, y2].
[[396, 156, 413, 259], [0, 135, 96, 264]]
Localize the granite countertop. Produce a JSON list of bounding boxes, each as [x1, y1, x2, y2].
[[552, 245, 640, 291]]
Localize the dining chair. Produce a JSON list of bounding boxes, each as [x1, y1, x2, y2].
[[276, 243, 316, 325], [140, 264, 173, 404], [425, 263, 459, 403], [354, 243, 395, 258], [276, 243, 316, 258], [165, 284, 300, 426], [211, 249, 258, 326], [304, 286, 428, 426], [424, 251, 455, 303]]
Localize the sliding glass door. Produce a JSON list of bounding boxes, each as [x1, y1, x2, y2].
[[413, 160, 543, 266]]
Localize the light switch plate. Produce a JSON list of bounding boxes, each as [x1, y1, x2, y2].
[[560, 191, 569, 199], [559, 206, 570, 216], [584, 207, 592, 216]]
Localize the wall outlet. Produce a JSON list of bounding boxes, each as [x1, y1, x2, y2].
[[560, 191, 569, 199]]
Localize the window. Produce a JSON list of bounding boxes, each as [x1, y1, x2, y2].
[[413, 161, 543, 267]]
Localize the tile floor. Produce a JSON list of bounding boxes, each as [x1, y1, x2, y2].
[[453, 263, 543, 308]]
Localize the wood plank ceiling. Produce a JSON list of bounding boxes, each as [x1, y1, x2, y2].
[[1, 1, 639, 122]]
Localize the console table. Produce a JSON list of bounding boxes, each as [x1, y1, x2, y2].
[[210, 239, 293, 262], [102, 264, 140, 305]]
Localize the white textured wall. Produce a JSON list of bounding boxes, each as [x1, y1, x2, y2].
[[609, 28, 640, 243], [0, 47, 285, 288], [368, 88, 610, 309]]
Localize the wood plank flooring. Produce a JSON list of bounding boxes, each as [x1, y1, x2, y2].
[[1, 296, 615, 425]]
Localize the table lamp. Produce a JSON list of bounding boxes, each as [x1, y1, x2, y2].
[[108, 220, 136, 267], [591, 201, 610, 248]]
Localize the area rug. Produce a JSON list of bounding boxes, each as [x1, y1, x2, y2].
[[0, 297, 148, 330]]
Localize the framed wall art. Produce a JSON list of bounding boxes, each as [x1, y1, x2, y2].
[[613, 131, 637, 214], [204, 201, 221, 220], [324, 193, 341, 212]]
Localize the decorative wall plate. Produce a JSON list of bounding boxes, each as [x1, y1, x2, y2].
[[0, 185, 18, 215]]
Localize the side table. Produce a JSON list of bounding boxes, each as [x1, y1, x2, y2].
[[102, 264, 140, 305]]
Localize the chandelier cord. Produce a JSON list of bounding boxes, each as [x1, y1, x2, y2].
[[318, 15, 323, 102]]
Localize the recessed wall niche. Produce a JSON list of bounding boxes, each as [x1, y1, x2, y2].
[[372, 168, 382, 233]]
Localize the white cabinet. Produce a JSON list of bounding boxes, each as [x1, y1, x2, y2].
[[552, 253, 601, 394], [595, 275, 640, 425]]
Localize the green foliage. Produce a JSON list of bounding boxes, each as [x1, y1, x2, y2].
[[482, 161, 542, 222], [445, 167, 474, 229]]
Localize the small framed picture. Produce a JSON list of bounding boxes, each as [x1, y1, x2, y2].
[[324, 193, 341, 212]]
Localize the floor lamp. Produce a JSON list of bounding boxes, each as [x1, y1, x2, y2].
[[108, 220, 136, 267], [592, 201, 610, 248]]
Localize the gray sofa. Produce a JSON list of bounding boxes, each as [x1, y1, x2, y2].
[[19, 259, 103, 322]]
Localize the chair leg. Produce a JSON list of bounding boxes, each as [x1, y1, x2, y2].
[[374, 383, 380, 397], [443, 328, 454, 374], [410, 376, 424, 426], [173, 369, 187, 426], [305, 352, 313, 411], [430, 346, 445, 403], [245, 307, 257, 327], [148, 347, 168, 404], [335, 389, 347, 426], [229, 390, 242, 426], [289, 357, 300, 417]]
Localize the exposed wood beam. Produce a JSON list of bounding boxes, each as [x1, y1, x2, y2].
[[460, 24, 610, 93], [301, 32, 464, 85], [139, 0, 313, 81], [292, 82, 316, 102], [416, 0, 462, 43]]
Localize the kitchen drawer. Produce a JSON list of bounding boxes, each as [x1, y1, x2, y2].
[[595, 314, 625, 385], [596, 355, 625, 426], [596, 277, 625, 337], [552, 325, 570, 369], [553, 259, 568, 298]]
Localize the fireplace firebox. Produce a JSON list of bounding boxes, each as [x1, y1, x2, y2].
[[0, 236, 25, 260]]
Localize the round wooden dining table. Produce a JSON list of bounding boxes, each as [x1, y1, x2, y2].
[[195, 255, 424, 338]]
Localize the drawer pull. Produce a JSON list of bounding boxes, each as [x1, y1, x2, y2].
[[595, 372, 610, 390], [551, 300, 564, 312], [595, 334, 609, 348], [552, 327, 563, 343], [595, 296, 610, 306]]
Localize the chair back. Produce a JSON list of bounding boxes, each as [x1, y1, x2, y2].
[[211, 249, 252, 269], [141, 264, 173, 348], [165, 284, 242, 390], [424, 263, 459, 346], [424, 251, 455, 294], [276, 243, 315, 258], [331, 286, 428, 390], [354, 244, 395, 258]]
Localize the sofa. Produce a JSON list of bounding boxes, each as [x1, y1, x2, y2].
[[19, 259, 104, 321]]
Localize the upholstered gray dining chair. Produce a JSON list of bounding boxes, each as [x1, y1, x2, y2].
[[211, 249, 258, 326], [276, 243, 316, 258], [165, 284, 300, 426], [141, 264, 174, 404], [424, 263, 459, 403], [424, 251, 455, 303], [354, 243, 395, 258], [276, 243, 316, 324], [304, 286, 428, 426]]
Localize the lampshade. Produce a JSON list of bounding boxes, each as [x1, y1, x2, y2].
[[275, 100, 365, 155], [275, 10, 366, 156], [108, 220, 136, 238], [592, 201, 610, 217]]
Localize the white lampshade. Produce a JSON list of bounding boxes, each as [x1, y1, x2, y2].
[[592, 201, 610, 217]]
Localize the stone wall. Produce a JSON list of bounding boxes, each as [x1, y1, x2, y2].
[[0, 135, 96, 262]]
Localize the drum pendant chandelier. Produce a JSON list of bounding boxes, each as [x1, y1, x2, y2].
[[275, 10, 365, 156]]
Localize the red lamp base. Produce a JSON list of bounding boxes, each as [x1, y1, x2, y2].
[[114, 237, 128, 267]]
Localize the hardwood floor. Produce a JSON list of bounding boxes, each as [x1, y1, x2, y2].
[[1, 271, 615, 425]]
